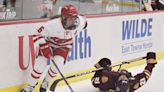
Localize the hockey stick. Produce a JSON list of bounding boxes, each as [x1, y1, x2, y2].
[[48, 67, 105, 92], [51, 59, 74, 92], [49, 56, 146, 92], [117, 56, 147, 71]]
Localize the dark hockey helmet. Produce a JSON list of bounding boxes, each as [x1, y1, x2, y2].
[[98, 58, 111, 67], [119, 69, 132, 78], [115, 70, 131, 92]]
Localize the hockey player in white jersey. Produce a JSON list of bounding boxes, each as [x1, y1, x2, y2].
[[21, 4, 87, 92]]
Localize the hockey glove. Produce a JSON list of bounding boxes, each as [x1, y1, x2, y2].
[[146, 52, 157, 64], [39, 42, 53, 59]]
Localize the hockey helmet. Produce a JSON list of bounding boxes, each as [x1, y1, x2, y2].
[[98, 58, 111, 67], [115, 69, 132, 92], [61, 5, 78, 17]]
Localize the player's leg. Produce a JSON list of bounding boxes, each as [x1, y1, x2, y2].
[[21, 56, 48, 92], [40, 55, 65, 92]]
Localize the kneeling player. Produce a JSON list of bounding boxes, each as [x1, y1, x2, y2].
[[91, 52, 157, 92]]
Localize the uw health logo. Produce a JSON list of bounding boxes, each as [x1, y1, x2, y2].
[[18, 35, 36, 71], [67, 29, 92, 61]]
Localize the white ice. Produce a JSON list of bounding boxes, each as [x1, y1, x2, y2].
[[54, 58, 164, 92]]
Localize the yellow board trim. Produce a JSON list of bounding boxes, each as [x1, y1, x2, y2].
[[0, 84, 24, 92]]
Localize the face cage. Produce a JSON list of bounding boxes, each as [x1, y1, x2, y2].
[[61, 16, 79, 30], [115, 75, 130, 92]]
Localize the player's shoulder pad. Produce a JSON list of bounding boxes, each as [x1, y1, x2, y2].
[[79, 15, 88, 29]]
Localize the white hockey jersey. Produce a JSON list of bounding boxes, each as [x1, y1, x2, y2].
[[38, 15, 86, 48], [34, 15, 87, 59]]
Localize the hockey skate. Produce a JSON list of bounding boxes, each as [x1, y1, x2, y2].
[[40, 80, 49, 92], [20, 85, 34, 92]]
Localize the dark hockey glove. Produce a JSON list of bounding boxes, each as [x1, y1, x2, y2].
[[146, 52, 157, 64], [94, 58, 112, 71]]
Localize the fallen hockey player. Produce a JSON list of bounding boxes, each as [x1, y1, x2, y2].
[[91, 52, 157, 92]]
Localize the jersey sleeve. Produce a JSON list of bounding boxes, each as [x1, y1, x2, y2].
[[91, 70, 102, 88], [36, 21, 51, 37], [130, 64, 155, 91], [91, 70, 120, 91], [33, 21, 51, 57], [34, 19, 55, 43], [33, 22, 50, 45], [74, 15, 87, 36]]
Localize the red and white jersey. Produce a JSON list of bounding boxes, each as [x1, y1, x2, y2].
[[36, 15, 87, 49]]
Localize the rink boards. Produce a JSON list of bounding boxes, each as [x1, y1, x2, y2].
[[0, 11, 164, 91]]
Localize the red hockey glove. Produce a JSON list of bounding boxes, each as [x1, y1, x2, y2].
[[39, 43, 53, 59]]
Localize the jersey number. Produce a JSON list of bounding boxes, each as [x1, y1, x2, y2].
[[38, 26, 45, 33], [93, 77, 100, 84]]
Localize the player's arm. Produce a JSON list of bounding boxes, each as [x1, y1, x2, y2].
[[91, 61, 104, 87], [130, 52, 157, 91], [33, 25, 53, 59], [91, 58, 112, 88], [91, 70, 103, 88]]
